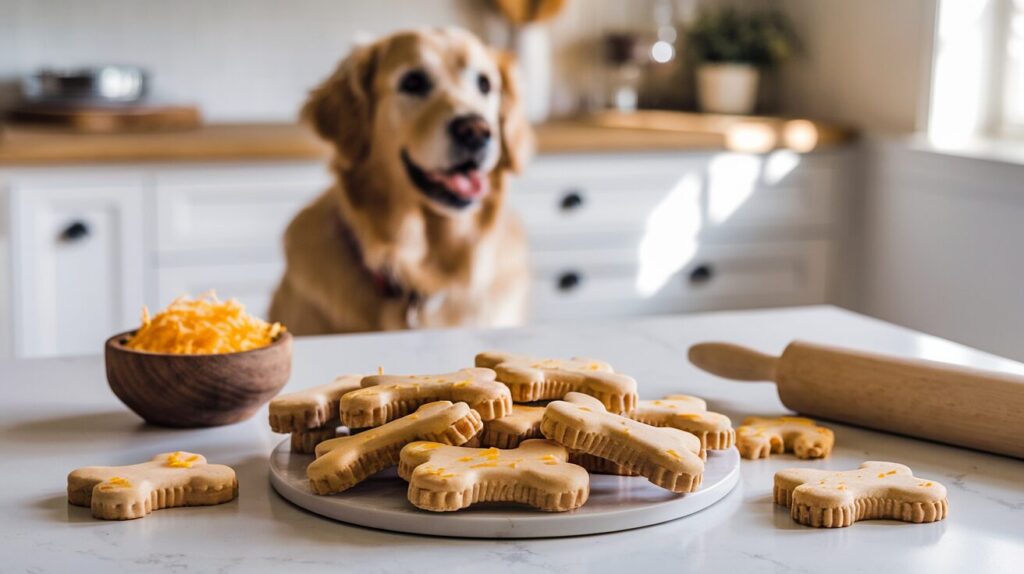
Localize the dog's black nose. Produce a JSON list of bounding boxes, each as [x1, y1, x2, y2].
[[448, 114, 491, 152]]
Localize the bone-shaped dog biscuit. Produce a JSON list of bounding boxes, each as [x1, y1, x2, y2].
[[569, 452, 639, 476], [470, 404, 545, 448], [340, 368, 511, 428], [736, 416, 834, 459], [398, 439, 590, 512], [67, 451, 237, 520], [541, 392, 704, 493], [466, 404, 636, 475], [291, 426, 345, 454], [476, 351, 638, 413], [309, 401, 483, 494], [774, 461, 948, 528], [269, 374, 363, 433], [631, 395, 735, 454]]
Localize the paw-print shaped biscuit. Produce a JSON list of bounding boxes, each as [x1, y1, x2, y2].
[[67, 452, 237, 520], [309, 401, 483, 495], [476, 351, 638, 413], [630, 395, 735, 454], [541, 392, 704, 493], [398, 439, 589, 512], [736, 416, 834, 459], [774, 461, 948, 527], [340, 368, 512, 428]]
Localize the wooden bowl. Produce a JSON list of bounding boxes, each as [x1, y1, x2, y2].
[[105, 331, 293, 428]]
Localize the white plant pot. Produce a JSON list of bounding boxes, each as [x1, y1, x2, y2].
[[696, 64, 760, 115]]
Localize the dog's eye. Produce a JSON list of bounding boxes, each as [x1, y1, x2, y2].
[[477, 73, 492, 95], [398, 70, 432, 96]]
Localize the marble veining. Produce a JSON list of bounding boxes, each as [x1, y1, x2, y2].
[[1, 306, 1022, 573]]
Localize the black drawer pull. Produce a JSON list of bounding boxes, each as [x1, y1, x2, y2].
[[59, 220, 90, 242], [557, 271, 582, 292], [688, 264, 714, 285], [559, 190, 585, 211]]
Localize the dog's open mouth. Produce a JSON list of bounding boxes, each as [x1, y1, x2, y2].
[[401, 150, 489, 209]]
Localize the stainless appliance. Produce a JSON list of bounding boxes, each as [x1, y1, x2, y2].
[[21, 66, 148, 104]]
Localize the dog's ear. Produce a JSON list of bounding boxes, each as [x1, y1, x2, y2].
[[302, 43, 380, 168], [495, 51, 534, 173]]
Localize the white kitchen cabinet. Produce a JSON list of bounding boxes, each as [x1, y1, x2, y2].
[[157, 262, 284, 319], [529, 240, 830, 322], [1, 149, 849, 358], [7, 172, 145, 357], [513, 150, 844, 320], [154, 163, 328, 264]]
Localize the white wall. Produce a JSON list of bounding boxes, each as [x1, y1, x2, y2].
[[0, 0, 481, 121], [777, 0, 938, 133], [859, 138, 1024, 361], [0, 0, 657, 122], [3, 0, 939, 127], [0, 186, 10, 359]]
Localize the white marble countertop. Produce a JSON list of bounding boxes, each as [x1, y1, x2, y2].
[[2, 306, 1022, 573]]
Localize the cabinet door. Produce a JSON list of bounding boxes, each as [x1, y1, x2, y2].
[[154, 163, 327, 264], [157, 262, 284, 320], [11, 182, 144, 357], [529, 240, 830, 322]]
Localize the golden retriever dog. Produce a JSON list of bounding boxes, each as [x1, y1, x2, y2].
[[269, 28, 532, 334]]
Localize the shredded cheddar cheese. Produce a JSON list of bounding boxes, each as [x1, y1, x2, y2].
[[99, 476, 132, 491], [167, 451, 200, 468], [125, 292, 283, 355]]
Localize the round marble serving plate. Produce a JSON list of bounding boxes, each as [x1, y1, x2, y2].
[[269, 439, 740, 538]]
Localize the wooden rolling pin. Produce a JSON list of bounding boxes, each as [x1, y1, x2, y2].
[[688, 341, 1024, 459]]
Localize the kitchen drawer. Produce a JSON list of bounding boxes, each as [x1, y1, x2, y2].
[[509, 152, 837, 245], [156, 262, 284, 319], [154, 163, 328, 260], [509, 153, 704, 236], [704, 152, 835, 231], [529, 240, 830, 322], [10, 182, 145, 357]]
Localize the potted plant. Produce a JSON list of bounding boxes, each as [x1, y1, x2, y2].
[[686, 6, 799, 115]]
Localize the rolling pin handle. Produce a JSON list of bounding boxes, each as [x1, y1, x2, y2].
[[688, 342, 779, 382]]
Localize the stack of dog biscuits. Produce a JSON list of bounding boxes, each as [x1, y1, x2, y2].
[[269, 375, 363, 454], [285, 352, 735, 513]]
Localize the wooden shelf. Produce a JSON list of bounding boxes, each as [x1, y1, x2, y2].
[[0, 113, 853, 166]]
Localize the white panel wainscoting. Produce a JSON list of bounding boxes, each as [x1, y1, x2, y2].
[[857, 136, 1024, 362]]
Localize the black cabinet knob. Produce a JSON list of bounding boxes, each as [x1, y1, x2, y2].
[[688, 264, 714, 285], [59, 220, 90, 242], [557, 271, 582, 292], [559, 190, 585, 211]]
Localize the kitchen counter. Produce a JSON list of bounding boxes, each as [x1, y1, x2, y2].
[[0, 112, 852, 166], [2, 306, 1020, 573]]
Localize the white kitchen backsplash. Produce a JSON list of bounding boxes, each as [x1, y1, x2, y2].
[[0, 0, 657, 122]]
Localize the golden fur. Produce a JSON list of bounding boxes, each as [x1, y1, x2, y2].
[[269, 28, 532, 334]]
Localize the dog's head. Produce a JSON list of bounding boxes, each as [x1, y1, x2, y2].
[[304, 28, 531, 214]]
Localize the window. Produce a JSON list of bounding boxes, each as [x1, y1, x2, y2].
[[928, 0, 1024, 143], [999, 0, 1024, 133]]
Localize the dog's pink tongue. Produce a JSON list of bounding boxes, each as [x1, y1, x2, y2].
[[444, 172, 489, 199]]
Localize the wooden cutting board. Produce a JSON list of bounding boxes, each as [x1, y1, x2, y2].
[[6, 103, 201, 133]]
